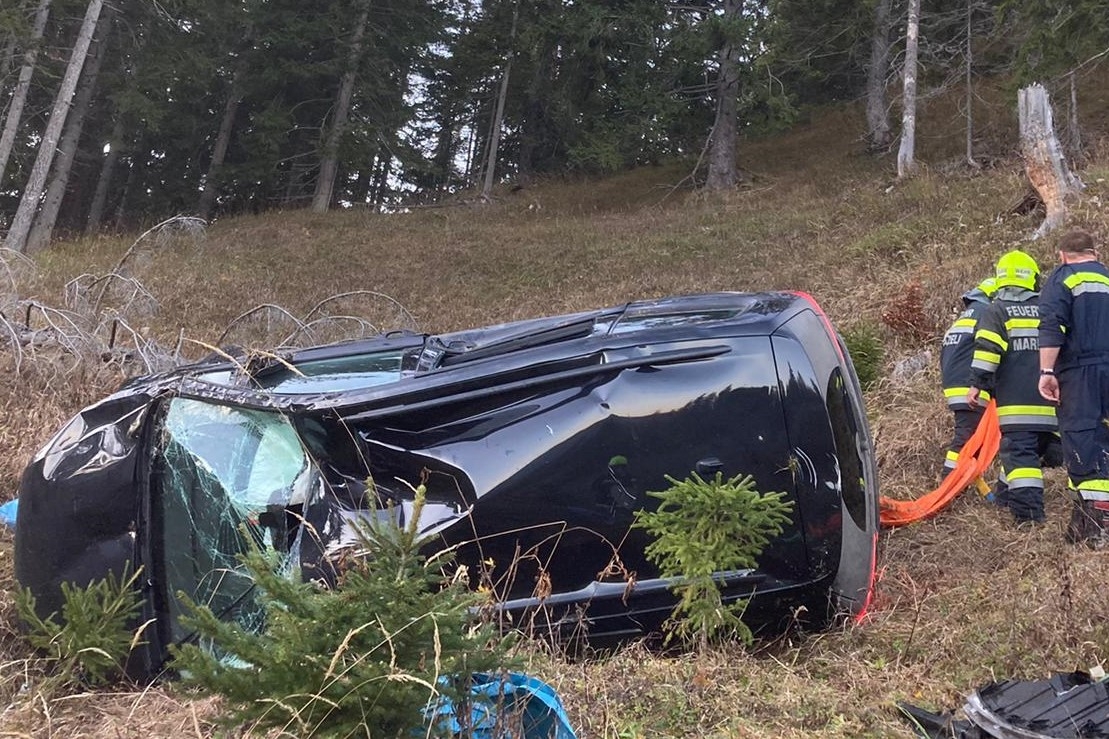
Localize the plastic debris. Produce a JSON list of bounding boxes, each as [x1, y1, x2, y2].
[[426, 672, 577, 739], [0, 499, 17, 529], [899, 670, 1109, 738]]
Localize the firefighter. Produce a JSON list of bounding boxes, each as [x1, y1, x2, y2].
[[1038, 228, 1109, 546], [967, 250, 1057, 524], [940, 277, 997, 477]]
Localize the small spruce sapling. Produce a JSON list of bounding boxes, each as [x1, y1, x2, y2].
[[171, 483, 514, 738], [632, 472, 793, 650], [16, 567, 147, 691]]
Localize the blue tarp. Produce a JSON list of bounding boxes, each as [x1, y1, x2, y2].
[[0, 499, 16, 529], [426, 672, 577, 739]]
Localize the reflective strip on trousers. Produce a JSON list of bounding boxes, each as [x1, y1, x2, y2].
[[1075, 479, 1109, 501], [1005, 467, 1044, 489]]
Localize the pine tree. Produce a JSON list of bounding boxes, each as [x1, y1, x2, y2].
[[172, 485, 515, 738], [633, 472, 793, 651]]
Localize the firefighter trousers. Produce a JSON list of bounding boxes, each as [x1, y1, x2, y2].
[[944, 408, 984, 476], [1055, 364, 1109, 545], [998, 427, 1055, 523]]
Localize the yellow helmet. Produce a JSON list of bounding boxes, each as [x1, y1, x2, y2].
[[994, 250, 1039, 291], [976, 276, 998, 297]]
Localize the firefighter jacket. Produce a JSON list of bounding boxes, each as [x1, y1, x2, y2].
[[970, 287, 1057, 431], [1039, 260, 1109, 371], [941, 286, 993, 411]]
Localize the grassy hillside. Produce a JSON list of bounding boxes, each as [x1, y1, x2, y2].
[[2, 82, 1109, 737]]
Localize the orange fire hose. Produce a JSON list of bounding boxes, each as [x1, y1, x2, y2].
[[879, 400, 1001, 527]]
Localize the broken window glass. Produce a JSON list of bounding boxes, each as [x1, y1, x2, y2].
[[155, 398, 321, 643]]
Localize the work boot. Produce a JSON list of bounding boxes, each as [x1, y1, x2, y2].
[[1065, 499, 1109, 549]]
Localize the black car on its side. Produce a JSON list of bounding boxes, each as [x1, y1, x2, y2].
[[15, 291, 879, 676]]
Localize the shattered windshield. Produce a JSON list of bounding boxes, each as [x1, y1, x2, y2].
[[156, 398, 319, 642]]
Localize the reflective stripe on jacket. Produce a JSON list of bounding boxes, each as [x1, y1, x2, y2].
[[941, 299, 992, 410], [970, 291, 1057, 430]]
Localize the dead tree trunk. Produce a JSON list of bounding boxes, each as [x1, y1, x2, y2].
[[896, 0, 921, 179], [964, 0, 978, 168], [311, 0, 371, 213], [0, 0, 52, 188], [1, 1, 32, 89], [26, 8, 112, 253], [198, 61, 245, 221], [864, 0, 894, 151], [705, 0, 745, 190], [1018, 83, 1083, 240], [480, 0, 519, 201], [4, 0, 101, 254]]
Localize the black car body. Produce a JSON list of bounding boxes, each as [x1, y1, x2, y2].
[[14, 292, 879, 676]]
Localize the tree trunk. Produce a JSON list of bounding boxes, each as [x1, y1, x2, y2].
[[481, 0, 520, 201], [198, 61, 245, 221], [896, 0, 921, 179], [463, 107, 480, 185], [0, 0, 52, 189], [312, 0, 371, 213], [518, 38, 554, 186], [964, 0, 977, 168], [25, 9, 112, 253], [371, 145, 392, 205], [112, 140, 138, 229], [1066, 72, 1084, 168], [1, 2, 30, 86], [85, 116, 123, 234], [4, 0, 101, 254], [865, 0, 894, 151], [705, 0, 744, 190], [1018, 83, 1083, 240]]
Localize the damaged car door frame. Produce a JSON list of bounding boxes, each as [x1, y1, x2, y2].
[[14, 292, 880, 677]]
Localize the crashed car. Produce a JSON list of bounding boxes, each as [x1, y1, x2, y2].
[[15, 291, 879, 676]]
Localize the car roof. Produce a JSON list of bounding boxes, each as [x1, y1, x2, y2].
[[158, 291, 815, 414]]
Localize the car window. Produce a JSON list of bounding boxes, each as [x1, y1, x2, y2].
[[156, 398, 317, 642]]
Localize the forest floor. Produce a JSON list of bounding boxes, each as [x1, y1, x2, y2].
[[2, 85, 1109, 737]]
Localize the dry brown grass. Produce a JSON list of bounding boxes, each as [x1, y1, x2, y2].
[[3, 76, 1109, 737]]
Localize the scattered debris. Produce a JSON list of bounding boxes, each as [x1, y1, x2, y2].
[[899, 670, 1109, 738], [0, 498, 16, 529], [427, 672, 577, 739]]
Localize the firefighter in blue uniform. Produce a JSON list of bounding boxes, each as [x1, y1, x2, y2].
[[968, 250, 1057, 523], [940, 277, 997, 477], [1038, 228, 1109, 546]]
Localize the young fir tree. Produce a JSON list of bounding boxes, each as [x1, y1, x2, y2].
[[171, 485, 513, 738], [633, 471, 793, 651]]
